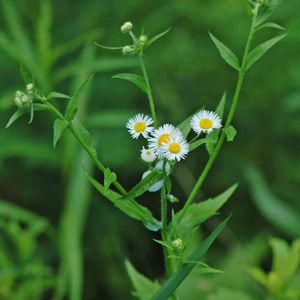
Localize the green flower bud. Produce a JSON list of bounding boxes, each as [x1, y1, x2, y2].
[[14, 91, 31, 107], [172, 238, 183, 250], [26, 83, 34, 94], [139, 35, 148, 46], [121, 21, 133, 34], [122, 45, 135, 56]]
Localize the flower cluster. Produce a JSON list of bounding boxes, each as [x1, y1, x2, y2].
[[126, 109, 222, 164], [14, 83, 34, 108]]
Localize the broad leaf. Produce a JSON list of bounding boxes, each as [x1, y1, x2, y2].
[[223, 125, 237, 142], [65, 74, 93, 121], [47, 91, 70, 100], [87, 175, 161, 231], [246, 34, 286, 70], [209, 33, 240, 70], [152, 217, 230, 300], [112, 73, 147, 93], [145, 28, 171, 49], [125, 260, 160, 300], [53, 119, 68, 147]]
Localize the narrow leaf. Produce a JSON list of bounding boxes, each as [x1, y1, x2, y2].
[[152, 217, 230, 300], [65, 74, 94, 121], [112, 73, 147, 93], [189, 138, 206, 151], [246, 34, 286, 70], [256, 22, 285, 31], [104, 168, 117, 189], [209, 32, 240, 70], [47, 91, 70, 100], [94, 42, 124, 50], [28, 101, 34, 124], [145, 28, 171, 49], [53, 119, 69, 147], [223, 125, 237, 142]]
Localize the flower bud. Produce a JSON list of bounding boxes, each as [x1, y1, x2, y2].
[[172, 238, 183, 250], [14, 91, 31, 107], [139, 35, 148, 46], [26, 83, 34, 94], [122, 45, 135, 56], [121, 21, 133, 34]]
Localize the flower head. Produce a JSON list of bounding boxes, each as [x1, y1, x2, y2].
[[126, 114, 154, 139], [121, 21, 133, 33], [141, 147, 156, 163], [161, 134, 189, 162], [148, 124, 183, 157], [122, 45, 135, 56], [190, 110, 222, 135]]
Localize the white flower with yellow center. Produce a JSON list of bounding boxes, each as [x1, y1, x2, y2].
[[140, 147, 156, 163], [126, 114, 154, 139], [161, 135, 189, 161], [148, 124, 183, 157], [190, 110, 222, 134]]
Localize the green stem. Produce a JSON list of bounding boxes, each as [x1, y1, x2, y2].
[[139, 51, 158, 127], [179, 2, 260, 221], [43, 100, 127, 195]]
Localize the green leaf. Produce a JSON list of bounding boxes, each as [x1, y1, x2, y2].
[[209, 32, 240, 70], [176, 184, 237, 232], [255, 3, 280, 28], [245, 164, 300, 237], [125, 260, 160, 300], [28, 101, 34, 124], [255, 22, 285, 31], [94, 42, 124, 50], [145, 28, 171, 49], [246, 34, 286, 70], [65, 74, 93, 121], [223, 125, 237, 142], [246, 266, 268, 287], [20, 65, 33, 85], [152, 217, 230, 300], [104, 168, 117, 189], [189, 138, 206, 151], [47, 91, 70, 100], [207, 288, 253, 300], [87, 175, 161, 231], [124, 170, 164, 200], [112, 73, 147, 93], [5, 103, 47, 128], [53, 119, 69, 147]]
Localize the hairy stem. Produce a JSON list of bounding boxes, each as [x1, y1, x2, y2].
[[179, 2, 260, 221]]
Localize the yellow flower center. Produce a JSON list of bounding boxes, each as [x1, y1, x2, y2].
[[146, 150, 152, 156], [199, 118, 213, 129], [169, 143, 181, 154], [134, 122, 146, 133], [158, 133, 170, 145]]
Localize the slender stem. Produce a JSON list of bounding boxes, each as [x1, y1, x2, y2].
[[43, 100, 127, 195], [139, 51, 158, 127], [179, 3, 260, 221]]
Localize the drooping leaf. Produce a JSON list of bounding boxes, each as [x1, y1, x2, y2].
[[152, 217, 230, 300], [246, 34, 286, 70], [125, 260, 160, 300], [47, 91, 70, 100], [87, 175, 161, 231], [65, 74, 94, 121], [223, 125, 237, 142], [104, 168, 117, 189], [209, 32, 240, 70], [112, 73, 147, 93], [145, 28, 171, 49], [255, 22, 285, 32], [53, 119, 69, 147]]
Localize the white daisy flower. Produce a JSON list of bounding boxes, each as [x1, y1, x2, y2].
[[190, 110, 222, 134], [161, 135, 189, 162], [140, 147, 156, 163], [126, 114, 154, 139], [148, 124, 183, 157]]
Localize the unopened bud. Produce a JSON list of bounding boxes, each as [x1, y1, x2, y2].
[[14, 91, 31, 107], [122, 45, 135, 56], [172, 238, 183, 250], [26, 83, 34, 94], [121, 21, 133, 34], [139, 35, 148, 46]]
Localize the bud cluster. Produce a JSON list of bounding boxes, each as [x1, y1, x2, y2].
[[14, 83, 34, 108]]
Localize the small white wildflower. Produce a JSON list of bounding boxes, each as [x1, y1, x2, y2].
[[141, 147, 156, 163], [161, 135, 189, 162], [148, 124, 183, 157], [121, 21, 133, 33], [126, 114, 154, 139], [190, 110, 222, 135]]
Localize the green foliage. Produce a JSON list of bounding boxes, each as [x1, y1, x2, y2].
[[53, 119, 68, 147], [145, 28, 171, 49], [223, 125, 237, 142], [112, 73, 147, 93]]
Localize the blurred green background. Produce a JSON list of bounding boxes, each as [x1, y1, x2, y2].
[[0, 0, 300, 299]]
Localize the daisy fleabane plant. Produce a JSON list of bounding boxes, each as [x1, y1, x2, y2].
[[191, 109, 222, 135], [161, 134, 189, 162], [126, 113, 154, 139], [140, 147, 157, 163]]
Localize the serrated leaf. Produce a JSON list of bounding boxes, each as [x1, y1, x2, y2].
[[256, 22, 285, 31], [145, 28, 171, 49], [223, 125, 237, 142], [65, 74, 93, 121], [152, 217, 230, 300], [123, 170, 164, 200], [125, 260, 160, 300], [104, 168, 117, 189], [53, 119, 68, 147], [5, 103, 47, 128], [209, 32, 240, 70], [112, 73, 147, 93], [87, 175, 161, 231], [47, 91, 70, 100], [246, 34, 286, 70], [94, 42, 123, 50]]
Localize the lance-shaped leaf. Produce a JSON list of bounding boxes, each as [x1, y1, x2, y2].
[[246, 33, 286, 70], [152, 217, 230, 300], [255, 22, 285, 32], [87, 175, 161, 231], [145, 28, 171, 49], [65, 74, 93, 121], [112, 73, 147, 93], [47, 91, 70, 100], [53, 119, 69, 147], [189, 138, 206, 151], [94, 42, 124, 50], [209, 33, 240, 71]]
